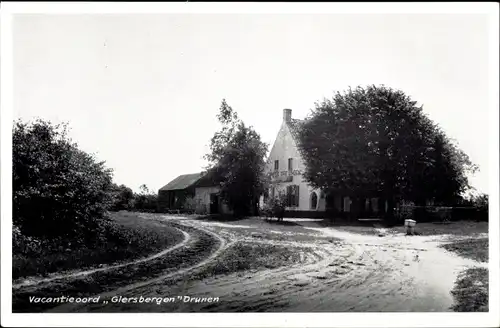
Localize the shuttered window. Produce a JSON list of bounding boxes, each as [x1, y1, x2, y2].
[[286, 185, 300, 207]]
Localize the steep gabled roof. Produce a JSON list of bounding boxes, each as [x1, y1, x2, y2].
[[159, 172, 203, 191], [264, 117, 306, 165], [287, 118, 304, 144]]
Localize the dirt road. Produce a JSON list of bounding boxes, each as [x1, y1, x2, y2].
[[43, 215, 486, 313]]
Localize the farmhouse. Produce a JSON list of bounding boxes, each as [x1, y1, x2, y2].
[[159, 108, 387, 218], [261, 108, 386, 218]]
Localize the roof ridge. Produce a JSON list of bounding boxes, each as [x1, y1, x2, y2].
[[159, 172, 204, 191]]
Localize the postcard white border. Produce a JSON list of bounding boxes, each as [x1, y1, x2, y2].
[[1, 2, 499, 327]]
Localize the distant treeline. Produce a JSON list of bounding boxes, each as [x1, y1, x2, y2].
[[109, 184, 158, 213]]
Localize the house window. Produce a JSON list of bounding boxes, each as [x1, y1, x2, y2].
[[274, 160, 279, 171], [288, 158, 293, 171], [310, 192, 318, 210], [271, 187, 275, 199], [286, 185, 300, 207]]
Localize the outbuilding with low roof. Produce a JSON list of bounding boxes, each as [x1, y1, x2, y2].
[[157, 172, 204, 212]]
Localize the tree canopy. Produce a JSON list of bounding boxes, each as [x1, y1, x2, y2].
[[205, 99, 268, 217], [13, 119, 114, 242], [297, 85, 477, 210]]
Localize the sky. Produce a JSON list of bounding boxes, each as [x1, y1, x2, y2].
[[13, 13, 492, 194]]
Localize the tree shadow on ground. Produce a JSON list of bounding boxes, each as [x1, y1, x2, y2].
[[194, 214, 247, 222], [262, 218, 302, 227], [313, 218, 384, 228]]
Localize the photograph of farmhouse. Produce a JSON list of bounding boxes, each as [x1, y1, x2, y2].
[[2, 3, 498, 328]]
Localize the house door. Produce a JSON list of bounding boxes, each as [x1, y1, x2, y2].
[[210, 193, 219, 214]]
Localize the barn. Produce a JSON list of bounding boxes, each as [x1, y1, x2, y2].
[[157, 172, 203, 213], [157, 169, 233, 214]]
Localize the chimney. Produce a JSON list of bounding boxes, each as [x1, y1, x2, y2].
[[283, 108, 292, 123]]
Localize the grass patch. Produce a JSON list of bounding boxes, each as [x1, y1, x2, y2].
[[195, 214, 245, 222], [13, 212, 185, 280], [331, 226, 380, 236], [391, 221, 488, 236], [442, 238, 488, 263], [451, 267, 488, 312], [332, 221, 488, 237], [444, 237, 489, 312], [191, 242, 303, 280], [12, 222, 219, 313], [237, 228, 334, 243]]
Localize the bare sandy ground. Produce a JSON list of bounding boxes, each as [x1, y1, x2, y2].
[[44, 215, 487, 313]]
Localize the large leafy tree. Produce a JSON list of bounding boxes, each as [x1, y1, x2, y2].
[[13, 119, 114, 242], [205, 100, 268, 217], [297, 85, 477, 219]]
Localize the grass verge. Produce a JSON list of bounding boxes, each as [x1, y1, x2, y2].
[[451, 267, 488, 312], [12, 221, 220, 313], [391, 221, 488, 236], [332, 221, 488, 237], [443, 237, 488, 312], [191, 241, 303, 280], [441, 238, 488, 263], [13, 212, 185, 280]]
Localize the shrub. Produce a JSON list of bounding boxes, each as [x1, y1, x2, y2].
[[473, 194, 488, 222], [132, 184, 158, 212], [262, 193, 287, 220], [13, 119, 114, 245], [133, 194, 158, 212], [109, 184, 135, 211], [12, 225, 42, 255]]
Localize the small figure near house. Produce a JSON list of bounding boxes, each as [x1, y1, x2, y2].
[[262, 193, 287, 222], [273, 200, 285, 222]]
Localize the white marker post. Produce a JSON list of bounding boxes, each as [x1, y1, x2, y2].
[[405, 219, 416, 235]]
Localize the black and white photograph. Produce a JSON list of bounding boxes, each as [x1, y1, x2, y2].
[[1, 2, 499, 327]]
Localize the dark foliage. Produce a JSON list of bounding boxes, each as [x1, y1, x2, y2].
[[109, 184, 135, 211], [297, 85, 477, 221], [205, 99, 268, 217], [261, 193, 288, 221], [132, 184, 158, 212], [13, 119, 114, 245]]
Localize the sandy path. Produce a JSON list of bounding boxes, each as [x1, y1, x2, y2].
[[49, 217, 229, 313], [78, 218, 485, 312], [12, 226, 190, 290], [42, 216, 486, 313]]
